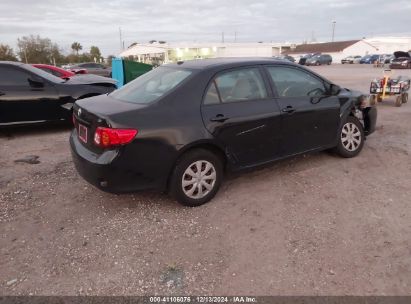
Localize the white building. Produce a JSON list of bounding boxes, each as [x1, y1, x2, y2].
[[285, 40, 379, 63], [119, 42, 290, 64], [119, 37, 411, 65], [364, 37, 411, 55]]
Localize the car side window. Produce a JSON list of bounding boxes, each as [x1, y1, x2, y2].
[[204, 81, 220, 105], [204, 68, 268, 104], [267, 66, 327, 98], [0, 67, 30, 86], [41, 68, 61, 77]]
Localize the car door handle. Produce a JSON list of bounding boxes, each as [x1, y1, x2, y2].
[[282, 106, 296, 114], [210, 114, 229, 122]]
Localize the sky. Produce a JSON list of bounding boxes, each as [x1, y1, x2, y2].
[[1, 0, 411, 57]]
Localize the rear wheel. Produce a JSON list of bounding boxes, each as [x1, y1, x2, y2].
[[395, 95, 402, 107], [170, 149, 223, 207], [402, 93, 408, 103], [334, 116, 365, 158], [369, 95, 376, 105]]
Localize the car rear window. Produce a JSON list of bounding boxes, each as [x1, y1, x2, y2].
[[110, 67, 192, 104]]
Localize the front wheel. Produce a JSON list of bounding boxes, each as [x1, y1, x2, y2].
[[402, 93, 408, 104], [395, 95, 402, 107], [169, 149, 223, 207], [334, 116, 365, 158]]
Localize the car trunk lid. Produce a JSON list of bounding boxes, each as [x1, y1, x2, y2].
[[73, 94, 146, 152]]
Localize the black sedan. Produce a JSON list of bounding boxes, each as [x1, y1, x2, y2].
[[70, 58, 377, 207], [0, 61, 117, 126]]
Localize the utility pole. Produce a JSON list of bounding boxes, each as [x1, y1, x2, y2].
[[331, 21, 336, 42], [234, 31, 237, 42], [119, 27, 123, 52], [222, 32, 225, 43]]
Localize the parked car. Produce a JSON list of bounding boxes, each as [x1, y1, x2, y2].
[[0, 61, 117, 126], [68, 62, 112, 77], [298, 53, 320, 65], [389, 51, 411, 69], [70, 58, 377, 207], [273, 55, 295, 62], [378, 54, 394, 64], [360, 54, 379, 64], [341, 56, 362, 64], [32, 64, 76, 79], [305, 54, 332, 66]]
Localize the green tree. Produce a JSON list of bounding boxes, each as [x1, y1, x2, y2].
[[71, 42, 82, 55], [90, 46, 101, 62], [17, 35, 62, 64], [0, 44, 18, 61]]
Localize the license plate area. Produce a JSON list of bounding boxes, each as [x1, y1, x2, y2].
[[78, 124, 88, 143]]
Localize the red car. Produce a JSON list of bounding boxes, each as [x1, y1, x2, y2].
[[32, 64, 86, 79]]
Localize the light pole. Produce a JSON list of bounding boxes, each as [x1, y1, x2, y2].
[[331, 21, 336, 42]]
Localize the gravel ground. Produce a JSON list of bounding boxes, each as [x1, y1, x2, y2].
[[1, 64, 411, 295]]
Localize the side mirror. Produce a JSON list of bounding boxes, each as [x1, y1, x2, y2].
[[28, 77, 44, 88], [329, 83, 341, 95]]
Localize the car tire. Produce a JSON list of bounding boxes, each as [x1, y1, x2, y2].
[[395, 95, 402, 107], [334, 116, 365, 158], [169, 149, 223, 207], [402, 93, 408, 103], [316, 61, 320, 66], [369, 95, 376, 105]]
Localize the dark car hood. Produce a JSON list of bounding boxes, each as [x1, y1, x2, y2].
[[65, 74, 117, 85], [393, 51, 410, 59]]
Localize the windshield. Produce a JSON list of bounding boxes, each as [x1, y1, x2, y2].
[[24, 64, 65, 83], [110, 66, 192, 104]]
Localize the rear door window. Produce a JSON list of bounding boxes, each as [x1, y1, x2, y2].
[[204, 67, 268, 104]]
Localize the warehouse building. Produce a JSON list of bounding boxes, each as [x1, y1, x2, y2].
[[119, 37, 411, 65], [119, 42, 289, 64], [284, 40, 379, 63]]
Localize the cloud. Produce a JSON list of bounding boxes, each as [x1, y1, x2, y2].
[[0, 0, 410, 56]]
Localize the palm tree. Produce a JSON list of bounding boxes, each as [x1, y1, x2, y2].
[[71, 42, 82, 55]]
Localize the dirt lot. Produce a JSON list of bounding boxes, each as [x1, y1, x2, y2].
[[1, 64, 411, 296]]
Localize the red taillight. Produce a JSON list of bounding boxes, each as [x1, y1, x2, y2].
[[94, 127, 138, 148]]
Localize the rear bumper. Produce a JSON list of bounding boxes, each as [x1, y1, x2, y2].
[[70, 130, 174, 193], [389, 64, 409, 69]]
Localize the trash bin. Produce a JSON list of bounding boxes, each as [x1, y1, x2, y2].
[[111, 58, 153, 88]]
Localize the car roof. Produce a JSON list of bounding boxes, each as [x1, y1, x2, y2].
[[0, 61, 24, 67], [163, 57, 294, 70]]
